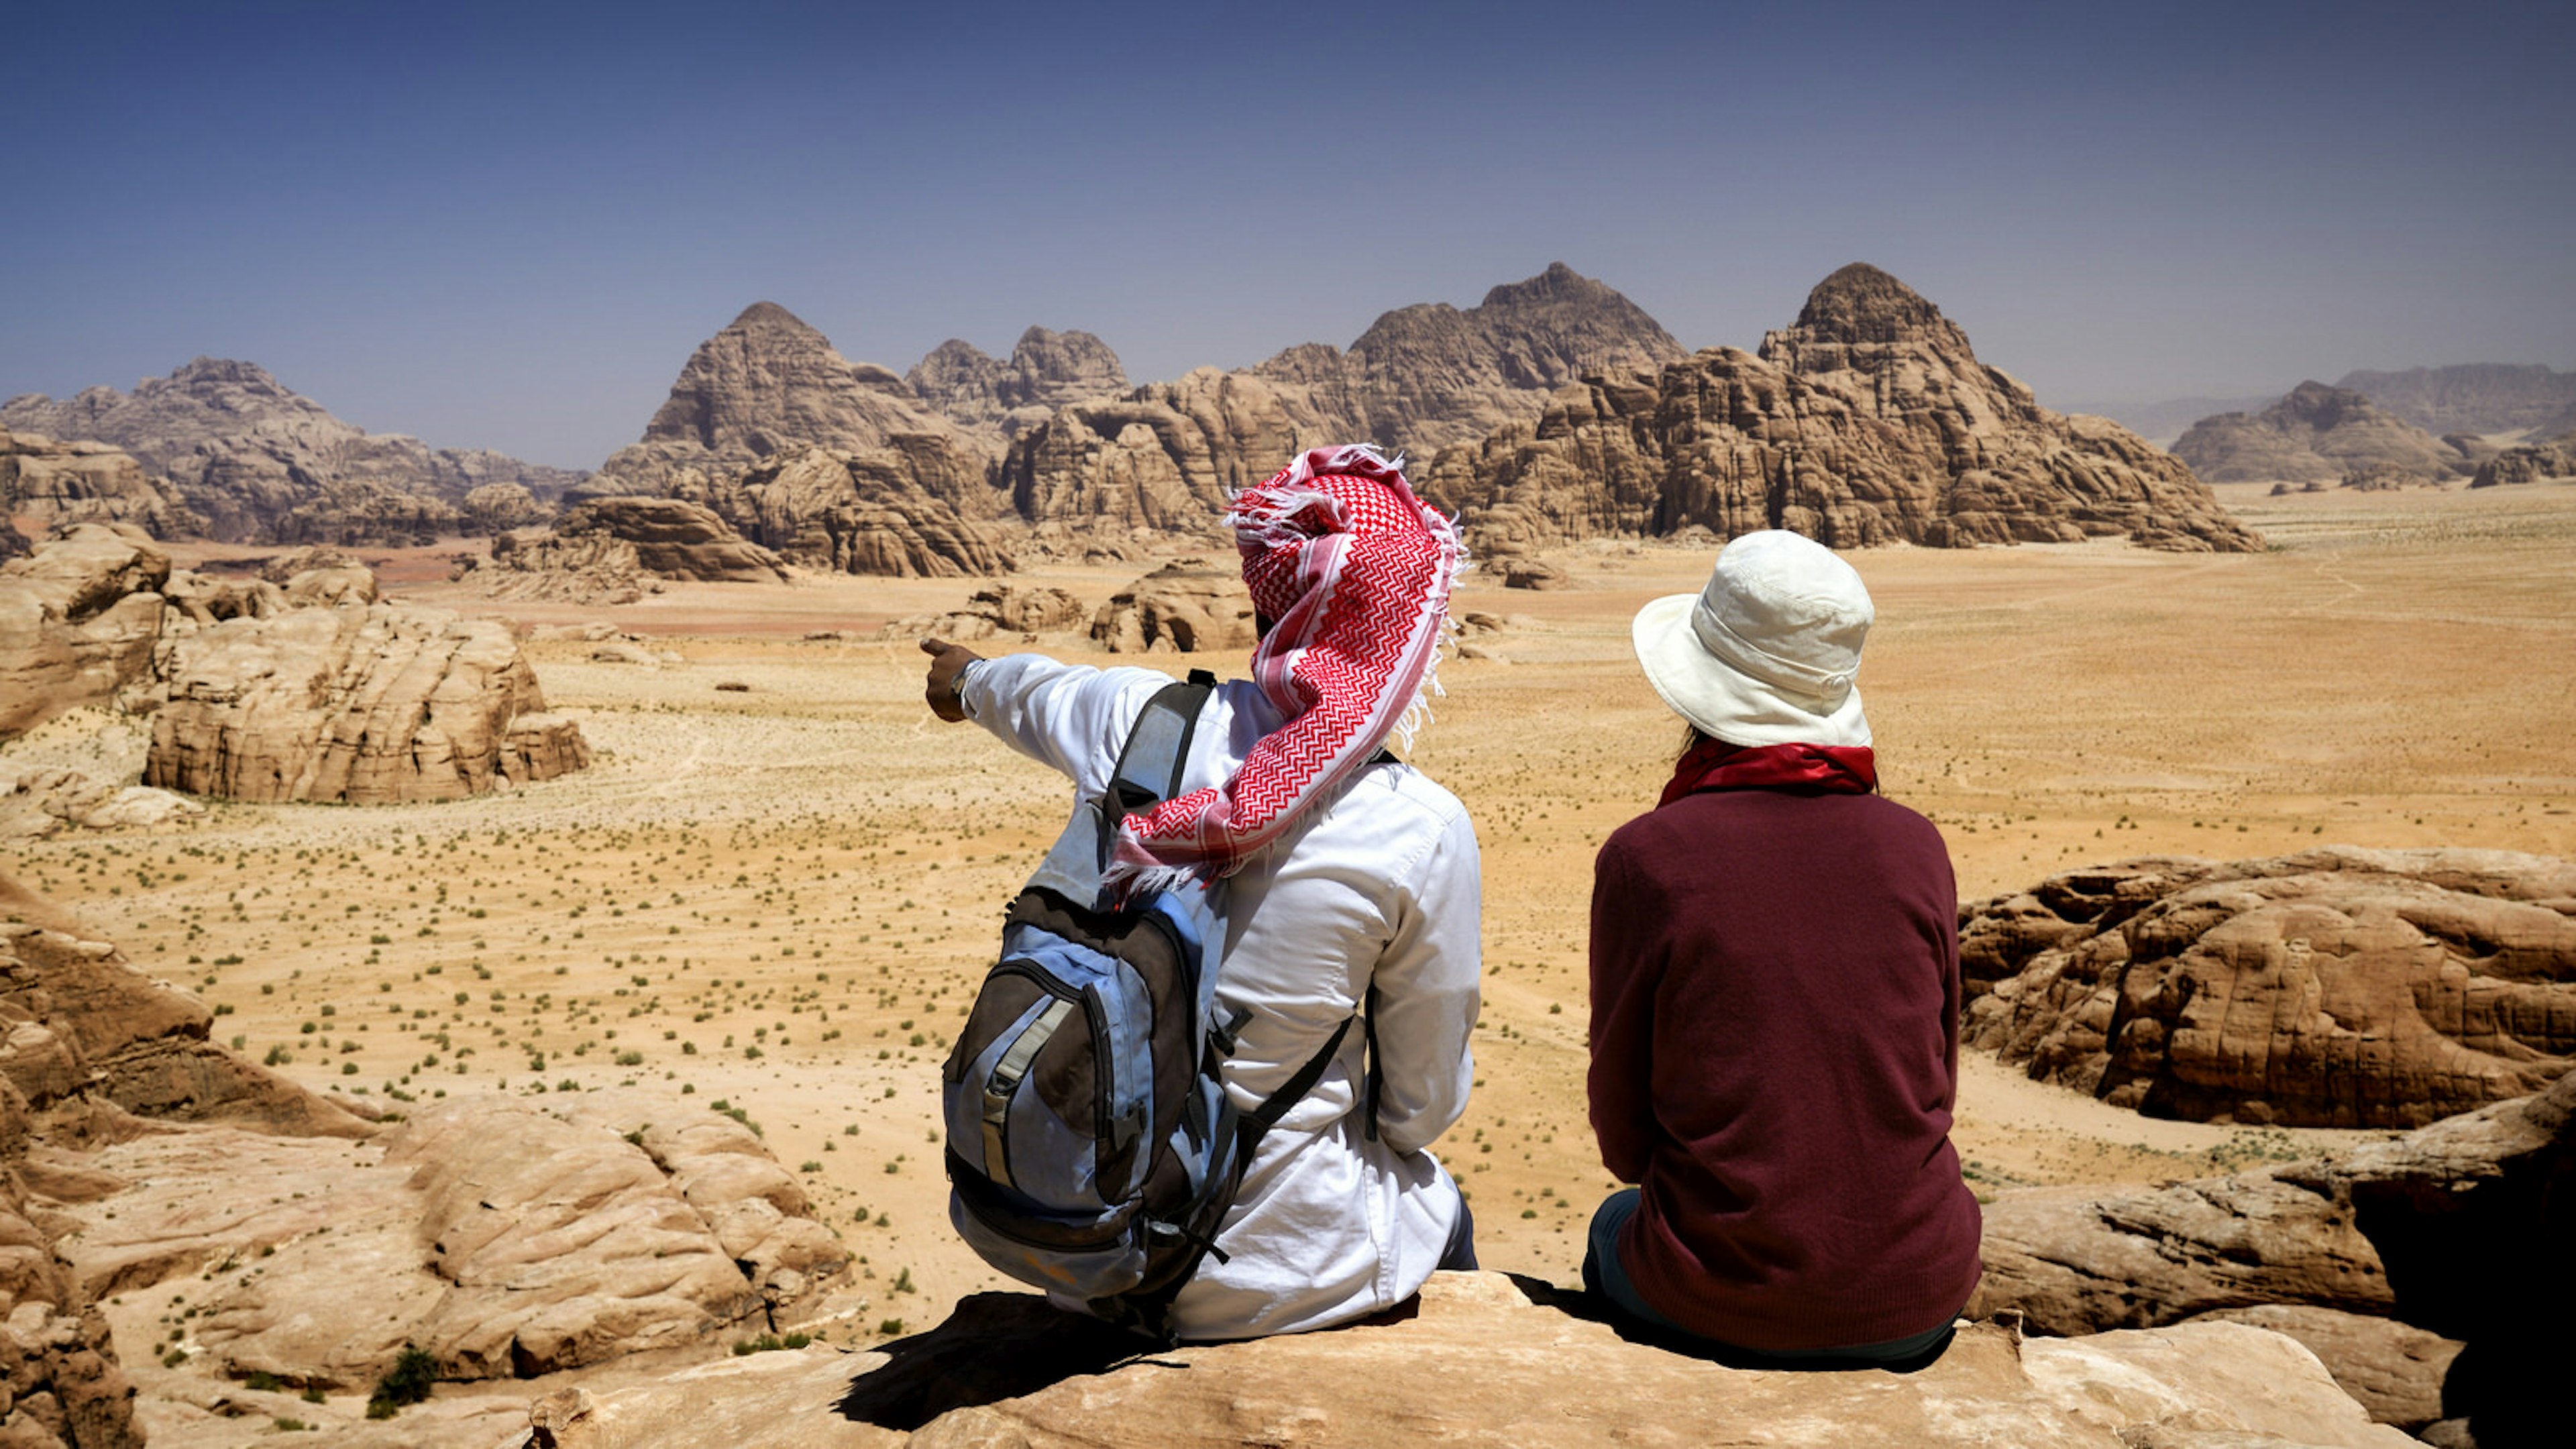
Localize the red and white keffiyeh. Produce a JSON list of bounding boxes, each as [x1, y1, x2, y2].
[[1104, 444, 1466, 893]]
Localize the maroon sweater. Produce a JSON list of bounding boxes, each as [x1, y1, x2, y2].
[[1588, 786, 1982, 1351]]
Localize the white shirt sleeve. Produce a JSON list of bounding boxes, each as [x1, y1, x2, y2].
[[955, 653, 1175, 798], [1366, 802, 1482, 1155]]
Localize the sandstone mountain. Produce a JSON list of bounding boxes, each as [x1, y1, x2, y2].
[[1958, 847, 2575, 1127], [593, 304, 986, 494], [0, 428, 197, 541], [1424, 264, 2259, 553], [0, 358, 584, 545], [2171, 382, 2469, 486], [674, 446, 1015, 578], [906, 327, 1128, 443], [0, 524, 174, 739], [2335, 363, 2576, 437], [1000, 263, 1686, 539]]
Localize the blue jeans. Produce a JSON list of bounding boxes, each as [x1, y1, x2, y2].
[[1580, 1189, 1959, 1369]]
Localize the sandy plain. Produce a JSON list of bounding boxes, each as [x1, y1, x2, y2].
[[7, 477, 2574, 1375]]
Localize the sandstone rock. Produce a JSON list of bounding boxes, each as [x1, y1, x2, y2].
[[158, 569, 285, 625], [2334, 364, 2576, 437], [0, 427, 197, 539], [554, 496, 791, 584], [500, 1274, 2411, 1449], [471, 532, 651, 606], [1002, 264, 1682, 541], [2339, 462, 2438, 491], [1501, 558, 1568, 590], [462, 481, 553, 535], [1089, 560, 1256, 654], [593, 304, 986, 493], [1, 769, 203, 839], [1957, 847, 2576, 1127], [2469, 439, 2576, 488], [1426, 264, 2259, 555], [145, 601, 590, 803], [2190, 1305, 2461, 1430], [0, 524, 171, 740], [679, 447, 1014, 578], [2173, 383, 2467, 486], [907, 327, 1130, 443], [1976, 1069, 2573, 1441], [1, 358, 584, 544], [56, 1089, 847, 1391], [899, 585, 1089, 643]]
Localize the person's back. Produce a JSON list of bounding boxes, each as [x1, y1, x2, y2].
[[1591, 786, 1976, 1352], [924, 443, 1482, 1341], [1582, 529, 1982, 1366]]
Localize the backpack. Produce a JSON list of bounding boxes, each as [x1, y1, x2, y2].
[[941, 671, 1352, 1340]]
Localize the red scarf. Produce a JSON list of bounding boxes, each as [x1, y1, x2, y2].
[[1658, 738, 1878, 808]]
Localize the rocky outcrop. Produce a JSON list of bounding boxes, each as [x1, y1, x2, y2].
[[468, 533, 652, 606], [2469, 439, 2575, 488], [2337, 462, 2442, 491], [1976, 1069, 2574, 1442], [1089, 559, 1256, 653], [60, 1091, 849, 1390], [907, 327, 1129, 442], [1960, 847, 2576, 1128], [0, 429, 197, 540], [2173, 383, 2467, 486], [146, 600, 590, 803], [898, 585, 1089, 643], [557, 497, 790, 583], [498, 1273, 2412, 1449], [0, 525, 172, 740], [2335, 364, 2576, 437], [594, 304, 988, 494], [678, 447, 1014, 578], [1426, 264, 2260, 554], [461, 482, 553, 535], [1, 769, 203, 839], [1, 358, 583, 544], [1002, 264, 1684, 537]]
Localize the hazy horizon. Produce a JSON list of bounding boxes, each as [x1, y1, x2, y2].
[[3, 0, 2567, 470]]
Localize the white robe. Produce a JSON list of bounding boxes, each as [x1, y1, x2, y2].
[[961, 654, 1481, 1339]]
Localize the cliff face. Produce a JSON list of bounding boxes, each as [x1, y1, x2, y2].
[[0, 360, 582, 545], [997, 263, 1683, 537], [1424, 264, 2260, 553], [2334, 364, 2576, 437], [594, 304, 983, 494], [906, 327, 1129, 443], [2173, 382, 2468, 486]]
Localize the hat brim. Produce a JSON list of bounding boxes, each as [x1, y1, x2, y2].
[[1631, 593, 1871, 748]]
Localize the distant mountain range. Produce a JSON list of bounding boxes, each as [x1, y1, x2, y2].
[[1, 360, 585, 545], [2076, 364, 2576, 447]]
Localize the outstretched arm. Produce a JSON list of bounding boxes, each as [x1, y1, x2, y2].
[[924, 639, 1173, 796]]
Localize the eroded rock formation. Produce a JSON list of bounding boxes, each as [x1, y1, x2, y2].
[[146, 599, 589, 804], [1, 769, 203, 839], [1089, 559, 1256, 654], [2469, 439, 2575, 488], [594, 305, 985, 494], [900, 585, 1089, 643], [1976, 1069, 2573, 1441], [0, 429, 197, 540], [679, 447, 1014, 578], [496, 1272, 2412, 1449], [1, 358, 583, 544], [1426, 264, 2259, 554], [2173, 383, 2467, 486], [1957, 847, 2576, 1127], [461, 482, 552, 535], [555, 497, 790, 584], [0, 525, 173, 740], [907, 327, 1130, 443], [1002, 264, 1684, 537]]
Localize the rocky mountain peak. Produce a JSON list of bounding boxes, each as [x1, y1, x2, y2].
[[2173, 381, 2463, 485], [1477, 260, 1605, 309], [727, 300, 812, 332], [163, 356, 294, 396], [617, 303, 947, 477], [1786, 262, 1955, 347]]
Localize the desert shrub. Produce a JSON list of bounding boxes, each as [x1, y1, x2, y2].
[[366, 1345, 437, 1418]]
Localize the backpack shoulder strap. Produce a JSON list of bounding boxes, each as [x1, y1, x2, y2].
[[1104, 668, 1218, 820], [1239, 1014, 1356, 1149]]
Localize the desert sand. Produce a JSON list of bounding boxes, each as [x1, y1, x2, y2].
[[7, 477, 2573, 1360]]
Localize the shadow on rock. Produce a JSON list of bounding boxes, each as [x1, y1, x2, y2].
[[831, 1291, 1170, 1430]]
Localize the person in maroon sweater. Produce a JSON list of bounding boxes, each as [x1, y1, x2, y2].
[[1583, 529, 1982, 1368]]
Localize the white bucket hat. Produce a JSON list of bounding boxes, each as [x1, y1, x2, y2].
[[1631, 530, 1873, 748]]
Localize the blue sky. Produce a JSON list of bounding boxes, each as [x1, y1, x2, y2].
[[2, 0, 2567, 468]]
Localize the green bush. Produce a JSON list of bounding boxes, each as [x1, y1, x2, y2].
[[366, 1345, 437, 1419]]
